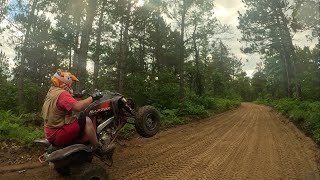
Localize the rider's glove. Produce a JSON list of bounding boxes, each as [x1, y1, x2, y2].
[[91, 91, 103, 101], [73, 93, 83, 98]]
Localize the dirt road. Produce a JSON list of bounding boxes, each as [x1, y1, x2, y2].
[[1, 103, 319, 179]]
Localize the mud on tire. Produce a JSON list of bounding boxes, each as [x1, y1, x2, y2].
[[135, 105, 160, 138], [70, 163, 108, 180]]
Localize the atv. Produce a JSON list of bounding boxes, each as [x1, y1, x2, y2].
[[35, 90, 160, 180]]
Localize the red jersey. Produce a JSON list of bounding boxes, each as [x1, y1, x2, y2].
[[45, 91, 80, 146]]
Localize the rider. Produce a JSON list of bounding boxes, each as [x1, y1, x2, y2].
[[41, 69, 104, 151]]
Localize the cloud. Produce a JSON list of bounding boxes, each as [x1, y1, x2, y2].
[[246, 69, 255, 77], [214, 0, 262, 76], [293, 30, 318, 48], [0, 18, 18, 60]]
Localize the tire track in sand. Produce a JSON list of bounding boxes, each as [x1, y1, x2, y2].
[[109, 103, 320, 180]]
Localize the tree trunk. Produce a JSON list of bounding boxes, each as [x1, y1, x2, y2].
[[77, 0, 97, 92], [192, 24, 202, 96], [71, 9, 81, 87], [278, 7, 301, 98], [37, 43, 45, 111], [18, 0, 38, 108], [154, 5, 161, 72], [179, 0, 187, 101], [92, 2, 104, 90], [68, 45, 72, 70], [118, 0, 131, 93], [274, 9, 292, 98]]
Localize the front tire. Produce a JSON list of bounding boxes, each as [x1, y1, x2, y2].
[[70, 163, 108, 180], [55, 166, 70, 176], [135, 106, 160, 138]]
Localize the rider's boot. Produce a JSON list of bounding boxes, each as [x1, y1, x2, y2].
[[102, 143, 116, 153], [93, 142, 116, 166]]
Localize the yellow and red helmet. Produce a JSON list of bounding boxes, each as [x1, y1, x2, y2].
[[51, 69, 79, 88]]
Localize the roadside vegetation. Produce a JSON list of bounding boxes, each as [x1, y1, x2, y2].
[[256, 99, 320, 144], [0, 111, 43, 144], [0, 96, 240, 144]]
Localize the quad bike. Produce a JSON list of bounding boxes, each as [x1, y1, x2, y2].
[[35, 90, 160, 180]]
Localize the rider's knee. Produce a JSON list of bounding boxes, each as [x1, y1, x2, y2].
[[85, 117, 92, 126]]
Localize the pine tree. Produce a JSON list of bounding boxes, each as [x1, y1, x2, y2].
[[238, 0, 301, 98]]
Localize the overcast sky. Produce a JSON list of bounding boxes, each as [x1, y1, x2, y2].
[[213, 0, 256, 76], [0, 0, 318, 77]]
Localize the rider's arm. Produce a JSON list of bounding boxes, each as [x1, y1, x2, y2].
[[72, 97, 93, 112]]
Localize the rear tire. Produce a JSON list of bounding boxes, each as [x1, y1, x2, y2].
[[135, 106, 160, 138], [55, 166, 70, 176], [70, 163, 108, 180]]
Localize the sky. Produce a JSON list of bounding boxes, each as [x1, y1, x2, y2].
[[213, 0, 257, 76], [0, 0, 318, 77]]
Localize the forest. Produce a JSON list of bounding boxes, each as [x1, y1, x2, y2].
[[0, 0, 319, 144]]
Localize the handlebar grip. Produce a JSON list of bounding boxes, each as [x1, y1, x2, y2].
[[73, 94, 84, 98]]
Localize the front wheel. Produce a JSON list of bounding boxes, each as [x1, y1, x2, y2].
[[70, 163, 108, 180], [55, 166, 70, 176], [135, 106, 160, 138]]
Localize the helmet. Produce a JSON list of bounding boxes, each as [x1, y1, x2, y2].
[[51, 69, 79, 88]]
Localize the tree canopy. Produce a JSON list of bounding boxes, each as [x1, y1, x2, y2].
[[0, 0, 318, 113]]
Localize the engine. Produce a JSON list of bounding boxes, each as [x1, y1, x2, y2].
[[99, 130, 112, 146]]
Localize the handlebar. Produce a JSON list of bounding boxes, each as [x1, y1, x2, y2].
[[75, 90, 134, 117]]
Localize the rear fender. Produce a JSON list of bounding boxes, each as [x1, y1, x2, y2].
[[34, 139, 51, 147], [45, 144, 92, 162]]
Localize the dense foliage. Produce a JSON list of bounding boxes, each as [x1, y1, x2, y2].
[[0, 97, 240, 144], [0, 110, 43, 144]]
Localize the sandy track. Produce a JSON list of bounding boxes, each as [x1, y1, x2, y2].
[[1, 103, 319, 180]]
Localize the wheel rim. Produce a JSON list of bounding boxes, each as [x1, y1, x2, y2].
[[145, 114, 158, 131]]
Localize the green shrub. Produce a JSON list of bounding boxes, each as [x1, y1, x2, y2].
[[288, 109, 306, 123], [313, 128, 320, 144], [302, 114, 319, 133], [187, 95, 217, 110], [200, 96, 217, 110], [273, 99, 298, 114], [0, 110, 44, 144], [0, 82, 18, 112], [158, 97, 240, 127], [0, 110, 22, 124], [161, 109, 184, 127], [120, 123, 136, 138], [178, 101, 208, 117], [214, 98, 240, 112], [308, 102, 320, 113], [21, 112, 43, 126]]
